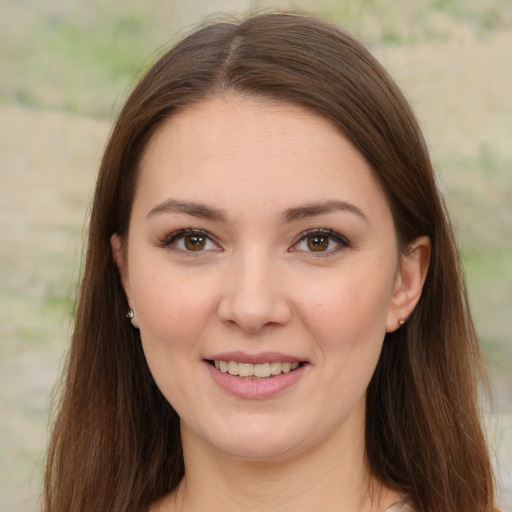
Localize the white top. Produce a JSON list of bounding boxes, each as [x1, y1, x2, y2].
[[385, 501, 415, 511]]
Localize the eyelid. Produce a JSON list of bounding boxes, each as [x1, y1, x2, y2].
[[290, 228, 351, 255], [157, 227, 350, 255], [158, 228, 221, 251]]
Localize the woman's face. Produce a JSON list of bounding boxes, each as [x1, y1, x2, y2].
[[113, 95, 426, 460]]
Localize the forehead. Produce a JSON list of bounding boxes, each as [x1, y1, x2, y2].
[[135, 95, 390, 221], [142, 95, 346, 163]]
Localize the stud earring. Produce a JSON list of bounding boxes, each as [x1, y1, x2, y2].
[[398, 319, 405, 327], [126, 308, 136, 319]]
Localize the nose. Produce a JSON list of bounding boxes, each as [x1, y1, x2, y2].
[[217, 250, 292, 334]]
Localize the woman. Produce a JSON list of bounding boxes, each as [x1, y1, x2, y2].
[[44, 12, 500, 512]]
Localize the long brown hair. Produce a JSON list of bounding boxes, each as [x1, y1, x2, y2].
[[44, 12, 499, 512]]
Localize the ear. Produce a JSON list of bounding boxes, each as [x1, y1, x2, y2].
[[111, 234, 139, 328], [386, 236, 431, 332]]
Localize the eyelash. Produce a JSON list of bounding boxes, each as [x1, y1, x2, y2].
[[157, 227, 351, 256], [158, 228, 221, 254], [291, 228, 351, 256]]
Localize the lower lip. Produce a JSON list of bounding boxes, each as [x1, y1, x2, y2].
[[205, 362, 307, 399]]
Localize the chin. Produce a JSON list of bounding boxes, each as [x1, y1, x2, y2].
[[216, 436, 301, 461], [184, 419, 310, 461]]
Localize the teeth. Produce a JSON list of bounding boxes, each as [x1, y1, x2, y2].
[[269, 362, 282, 375], [254, 362, 270, 378], [238, 363, 252, 377], [227, 360, 238, 375], [214, 360, 301, 378]]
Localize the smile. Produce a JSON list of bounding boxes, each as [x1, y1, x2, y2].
[[212, 360, 301, 378]]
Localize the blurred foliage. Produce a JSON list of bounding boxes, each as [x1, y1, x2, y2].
[[2, 1, 162, 117], [2, 0, 512, 117], [442, 144, 512, 362], [302, 0, 512, 42], [445, 144, 512, 252]]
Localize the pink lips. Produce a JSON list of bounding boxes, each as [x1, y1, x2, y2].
[[204, 351, 308, 400]]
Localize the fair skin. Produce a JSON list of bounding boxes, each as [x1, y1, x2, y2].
[[112, 95, 430, 512]]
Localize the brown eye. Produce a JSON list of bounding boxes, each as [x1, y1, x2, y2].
[[291, 229, 349, 256], [161, 228, 219, 253], [307, 235, 330, 251], [184, 234, 206, 251]]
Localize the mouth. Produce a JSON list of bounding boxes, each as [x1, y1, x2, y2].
[[205, 355, 308, 399], [208, 360, 303, 379]]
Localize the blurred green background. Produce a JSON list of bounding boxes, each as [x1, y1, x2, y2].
[[1, 0, 511, 510]]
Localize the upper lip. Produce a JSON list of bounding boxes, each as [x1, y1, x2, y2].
[[205, 351, 307, 364]]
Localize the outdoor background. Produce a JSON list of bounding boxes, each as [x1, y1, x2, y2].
[[1, 0, 511, 511]]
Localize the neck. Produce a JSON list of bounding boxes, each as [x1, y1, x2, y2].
[[158, 413, 399, 512]]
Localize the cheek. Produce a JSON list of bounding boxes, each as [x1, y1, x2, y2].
[[131, 268, 220, 406], [293, 265, 394, 398], [295, 267, 393, 342], [307, 280, 389, 390], [129, 260, 220, 351]]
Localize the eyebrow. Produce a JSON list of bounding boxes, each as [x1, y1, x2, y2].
[[146, 198, 367, 224], [147, 199, 227, 222], [281, 200, 367, 223]]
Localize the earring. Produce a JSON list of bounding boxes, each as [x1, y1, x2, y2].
[[398, 319, 405, 327], [126, 308, 136, 319]]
